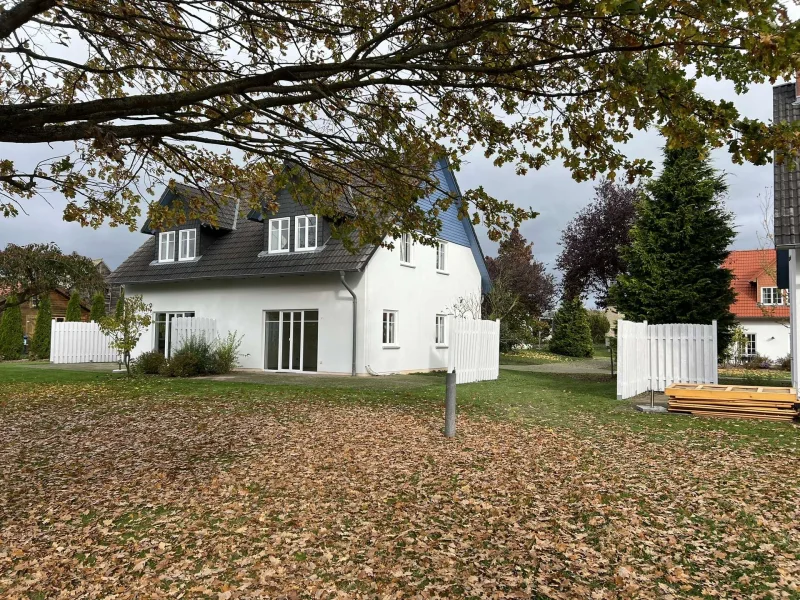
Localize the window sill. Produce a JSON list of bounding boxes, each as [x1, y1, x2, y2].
[[269, 249, 290, 254], [294, 247, 317, 253], [382, 344, 400, 349], [178, 256, 200, 262], [436, 270, 449, 275], [435, 344, 449, 349], [400, 262, 415, 268]]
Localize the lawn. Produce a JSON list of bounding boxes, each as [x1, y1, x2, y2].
[[0, 362, 798, 599]]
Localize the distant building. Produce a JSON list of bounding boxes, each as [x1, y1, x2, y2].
[[722, 249, 789, 361]]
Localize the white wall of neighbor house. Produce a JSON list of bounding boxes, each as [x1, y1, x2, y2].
[[738, 318, 791, 361], [361, 238, 482, 374], [125, 273, 366, 373]]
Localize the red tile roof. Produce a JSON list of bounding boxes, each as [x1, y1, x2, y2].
[[722, 250, 789, 319]]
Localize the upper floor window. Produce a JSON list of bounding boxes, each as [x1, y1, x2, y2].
[[761, 286, 784, 306], [295, 215, 318, 251], [269, 217, 290, 253], [29, 296, 40, 309], [436, 241, 448, 273], [399, 233, 413, 265], [179, 229, 197, 261], [158, 231, 175, 262]]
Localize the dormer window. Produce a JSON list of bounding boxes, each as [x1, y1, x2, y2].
[[295, 215, 317, 251], [158, 231, 175, 262], [269, 217, 290, 253], [761, 286, 784, 305], [179, 229, 197, 261]]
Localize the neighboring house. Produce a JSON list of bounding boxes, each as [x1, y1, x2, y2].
[[0, 288, 91, 337], [723, 250, 789, 361], [93, 258, 120, 313], [110, 159, 491, 374]]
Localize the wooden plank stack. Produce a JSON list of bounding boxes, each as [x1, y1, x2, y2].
[[666, 383, 799, 422]]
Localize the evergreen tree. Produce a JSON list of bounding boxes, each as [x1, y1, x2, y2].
[[115, 288, 125, 320], [30, 294, 52, 359], [608, 147, 736, 354], [90, 292, 106, 322], [0, 294, 24, 359], [549, 298, 593, 358], [65, 291, 83, 322]]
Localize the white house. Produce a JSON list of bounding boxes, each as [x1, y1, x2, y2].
[[109, 159, 491, 375], [722, 250, 790, 361]]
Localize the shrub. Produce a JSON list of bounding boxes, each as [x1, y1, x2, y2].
[[549, 298, 593, 358], [176, 334, 215, 372], [65, 291, 83, 322], [159, 351, 201, 377], [29, 294, 52, 360], [132, 350, 166, 374], [740, 353, 771, 370], [90, 292, 106, 322], [587, 310, 610, 344], [777, 354, 792, 372], [0, 295, 24, 360], [210, 331, 243, 374]]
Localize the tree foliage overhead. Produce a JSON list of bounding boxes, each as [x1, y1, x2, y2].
[[0, 243, 103, 314], [608, 147, 736, 354], [1, 0, 799, 245], [485, 228, 555, 319], [557, 181, 638, 305]]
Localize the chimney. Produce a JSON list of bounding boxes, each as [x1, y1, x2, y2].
[[795, 70, 800, 99]]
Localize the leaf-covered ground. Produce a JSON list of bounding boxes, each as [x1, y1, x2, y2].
[[0, 368, 799, 599]]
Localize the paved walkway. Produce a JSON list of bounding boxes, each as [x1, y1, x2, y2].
[[500, 357, 613, 374]]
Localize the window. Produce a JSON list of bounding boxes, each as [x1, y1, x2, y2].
[[154, 311, 196, 357], [761, 287, 784, 305], [399, 233, 413, 265], [29, 296, 39, 308], [158, 231, 175, 262], [435, 314, 447, 346], [382, 310, 398, 345], [269, 217, 290, 253], [436, 241, 447, 273], [179, 229, 197, 261], [745, 333, 757, 357], [295, 215, 318, 251]]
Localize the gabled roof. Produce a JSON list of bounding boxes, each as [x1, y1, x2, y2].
[[141, 183, 241, 234], [722, 249, 789, 319], [110, 219, 374, 285]]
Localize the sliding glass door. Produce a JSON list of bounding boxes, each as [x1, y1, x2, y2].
[[264, 310, 318, 372], [154, 311, 195, 357]]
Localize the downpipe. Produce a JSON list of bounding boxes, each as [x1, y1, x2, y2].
[[339, 271, 357, 376]]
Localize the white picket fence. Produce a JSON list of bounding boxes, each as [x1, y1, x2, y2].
[[616, 319, 718, 399], [170, 317, 217, 354], [447, 317, 500, 384], [50, 321, 120, 364]]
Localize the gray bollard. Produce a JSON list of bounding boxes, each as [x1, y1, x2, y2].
[[444, 370, 456, 437]]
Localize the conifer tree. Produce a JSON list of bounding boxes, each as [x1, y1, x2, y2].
[[0, 294, 24, 359], [549, 298, 593, 358], [608, 147, 736, 354], [65, 291, 83, 322], [30, 294, 52, 359], [115, 288, 126, 320], [90, 292, 106, 322]]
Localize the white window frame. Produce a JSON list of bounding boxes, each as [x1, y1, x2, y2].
[[268, 217, 290, 253], [295, 215, 318, 251], [382, 310, 398, 347], [178, 228, 197, 261], [761, 286, 784, 306], [435, 314, 447, 346], [399, 233, 414, 266], [158, 231, 175, 262], [744, 333, 757, 357], [436, 241, 448, 273]]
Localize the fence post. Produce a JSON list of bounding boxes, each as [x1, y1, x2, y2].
[[444, 370, 456, 437]]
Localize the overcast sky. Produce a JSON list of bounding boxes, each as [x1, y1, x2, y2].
[[0, 76, 779, 277]]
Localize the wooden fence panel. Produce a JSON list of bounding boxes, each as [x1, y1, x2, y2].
[[50, 321, 120, 364], [617, 319, 718, 399], [447, 317, 500, 384]]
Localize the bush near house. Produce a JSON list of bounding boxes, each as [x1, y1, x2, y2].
[[159, 332, 244, 378], [29, 294, 52, 359], [549, 298, 593, 358], [65, 291, 83, 322], [131, 351, 166, 375], [0, 295, 24, 360]]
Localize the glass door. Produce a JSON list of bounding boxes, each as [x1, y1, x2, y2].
[[264, 310, 318, 372], [154, 311, 195, 357]]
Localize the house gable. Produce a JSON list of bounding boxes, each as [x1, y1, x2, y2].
[[723, 249, 789, 319]]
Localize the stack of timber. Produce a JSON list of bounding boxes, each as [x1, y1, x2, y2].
[[666, 383, 799, 422]]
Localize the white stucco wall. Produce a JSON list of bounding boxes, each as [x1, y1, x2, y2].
[[738, 318, 790, 361], [361, 239, 482, 374], [125, 273, 365, 373]]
